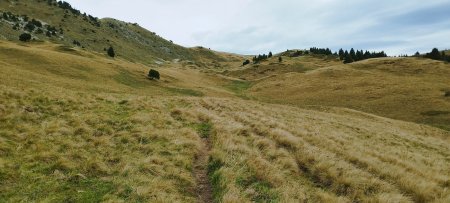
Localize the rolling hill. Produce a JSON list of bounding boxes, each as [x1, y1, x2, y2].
[[230, 56, 450, 131], [0, 1, 449, 203], [0, 0, 242, 67]]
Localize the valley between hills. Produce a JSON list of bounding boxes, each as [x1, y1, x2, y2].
[[0, 0, 449, 202]]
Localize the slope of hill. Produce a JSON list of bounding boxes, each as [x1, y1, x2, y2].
[[0, 0, 242, 67], [0, 1, 449, 202], [0, 39, 449, 202], [230, 56, 450, 131]]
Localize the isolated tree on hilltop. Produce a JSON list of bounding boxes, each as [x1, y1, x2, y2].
[[427, 48, 441, 60], [268, 52, 273, 58], [107, 46, 115, 57]]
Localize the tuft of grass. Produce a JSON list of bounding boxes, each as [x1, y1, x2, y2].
[[236, 173, 279, 203], [194, 122, 213, 138], [207, 157, 225, 202]]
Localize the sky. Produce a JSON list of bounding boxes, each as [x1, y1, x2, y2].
[[67, 0, 450, 56]]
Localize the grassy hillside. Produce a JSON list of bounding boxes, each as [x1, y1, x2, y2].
[[0, 40, 449, 202], [0, 0, 242, 66], [233, 56, 450, 131], [0, 2, 449, 202]]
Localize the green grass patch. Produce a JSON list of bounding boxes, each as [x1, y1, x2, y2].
[[194, 122, 213, 138], [236, 173, 279, 203], [114, 70, 146, 88], [166, 87, 204, 97], [56, 178, 116, 202], [290, 63, 313, 73], [208, 157, 225, 202], [224, 80, 252, 99]]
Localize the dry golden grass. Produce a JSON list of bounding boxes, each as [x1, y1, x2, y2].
[[0, 40, 449, 202], [246, 57, 450, 131], [176, 98, 449, 202]]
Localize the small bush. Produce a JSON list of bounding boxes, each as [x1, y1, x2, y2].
[[243, 59, 250, 66], [24, 22, 35, 32], [107, 46, 115, 57], [445, 91, 450, 97], [73, 40, 81, 46], [19, 33, 32, 42], [148, 69, 160, 80]]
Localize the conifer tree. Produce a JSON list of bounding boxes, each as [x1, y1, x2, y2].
[[338, 48, 344, 60]]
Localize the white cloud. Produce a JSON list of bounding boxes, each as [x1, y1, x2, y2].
[[67, 0, 450, 55]]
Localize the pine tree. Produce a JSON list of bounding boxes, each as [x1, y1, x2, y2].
[[338, 48, 344, 60], [428, 48, 441, 60], [350, 48, 356, 60], [268, 52, 273, 58], [343, 50, 353, 64]]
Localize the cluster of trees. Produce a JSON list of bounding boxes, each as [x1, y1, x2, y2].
[[289, 50, 309, 57], [338, 48, 387, 64], [420, 48, 450, 62], [242, 52, 283, 66], [242, 47, 390, 66], [251, 52, 273, 64], [24, 19, 43, 32], [309, 47, 333, 55], [1, 11, 19, 21], [47, 0, 100, 27], [47, 0, 81, 15]]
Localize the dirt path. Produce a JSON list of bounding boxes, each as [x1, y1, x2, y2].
[[193, 138, 213, 203]]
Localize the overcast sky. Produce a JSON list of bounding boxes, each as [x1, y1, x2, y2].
[[67, 0, 450, 55]]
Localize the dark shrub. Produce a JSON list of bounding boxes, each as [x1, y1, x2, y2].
[[243, 59, 250, 66], [107, 46, 115, 57], [148, 69, 160, 80], [19, 33, 32, 42], [24, 22, 35, 32]]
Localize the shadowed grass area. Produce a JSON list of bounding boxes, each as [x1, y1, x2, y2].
[[224, 80, 252, 99], [166, 87, 204, 97], [113, 70, 147, 88]]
